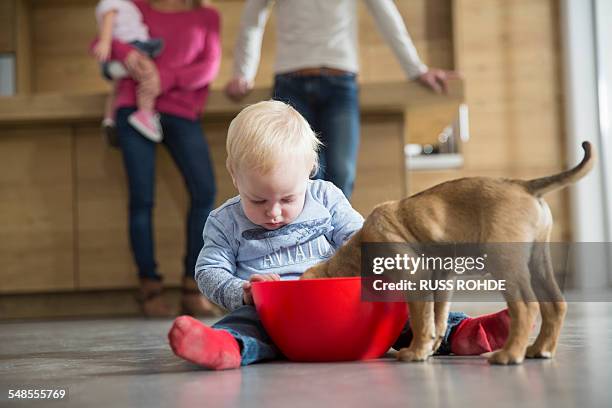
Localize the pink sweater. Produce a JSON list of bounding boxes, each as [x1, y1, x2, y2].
[[110, 1, 221, 120]]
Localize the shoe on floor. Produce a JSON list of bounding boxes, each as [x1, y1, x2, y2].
[[137, 278, 174, 318], [128, 110, 163, 143]]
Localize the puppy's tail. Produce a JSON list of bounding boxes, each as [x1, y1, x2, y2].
[[524, 141, 595, 197]]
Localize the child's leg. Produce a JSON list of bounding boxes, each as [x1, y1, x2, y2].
[[168, 305, 282, 370], [104, 84, 116, 123], [135, 71, 157, 114], [127, 56, 162, 143], [101, 83, 120, 147], [392, 309, 511, 356], [212, 306, 282, 365]]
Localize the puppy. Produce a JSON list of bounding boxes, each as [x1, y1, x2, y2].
[[302, 142, 595, 365]]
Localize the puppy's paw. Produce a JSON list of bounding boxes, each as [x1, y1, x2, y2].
[[526, 344, 553, 359], [300, 270, 316, 280], [397, 347, 432, 362], [432, 335, 444, 353], [300, 269, 322, 280], [488, 349, 524, 365], [301, 265, 326, 280]]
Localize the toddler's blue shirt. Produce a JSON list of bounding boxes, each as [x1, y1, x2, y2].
[[195, 179, 364, 311]]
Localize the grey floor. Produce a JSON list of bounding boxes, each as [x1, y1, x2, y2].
[[1, 302, 610, 408]]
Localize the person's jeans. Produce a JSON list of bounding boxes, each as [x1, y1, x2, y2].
[[116, 107, 216, 281], [273, 73, 360, 198], [213, 305, 468, 365]]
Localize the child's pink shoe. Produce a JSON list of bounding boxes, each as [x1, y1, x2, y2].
[[128, 110, 163, 143]]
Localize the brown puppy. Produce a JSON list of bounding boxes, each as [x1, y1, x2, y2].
[[302, 142, 595, 365]]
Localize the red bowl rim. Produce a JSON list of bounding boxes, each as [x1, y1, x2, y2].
[[251, 276, 362, 287]]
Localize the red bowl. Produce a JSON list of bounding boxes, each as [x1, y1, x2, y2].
[[251, 277, 408, 362]]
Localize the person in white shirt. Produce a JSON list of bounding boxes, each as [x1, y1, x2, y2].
[[225, 0, 458, 198]]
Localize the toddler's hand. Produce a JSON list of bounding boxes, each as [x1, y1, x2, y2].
[[93, 41, 112, 62], [242, 273, 281, 305]]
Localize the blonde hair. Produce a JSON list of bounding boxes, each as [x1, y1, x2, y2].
[[226, 100, 322, 176]]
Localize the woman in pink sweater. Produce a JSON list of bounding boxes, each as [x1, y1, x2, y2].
[[105, 0, 221, 317]]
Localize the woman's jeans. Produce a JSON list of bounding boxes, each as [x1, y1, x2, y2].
[[116, 107, 216, 281], [273, 73, 360, 198], [214, 305, 468, 366]]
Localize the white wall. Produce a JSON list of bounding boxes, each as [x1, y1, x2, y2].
[[594, 0, 612, 247], [560, 0, 610, 288]]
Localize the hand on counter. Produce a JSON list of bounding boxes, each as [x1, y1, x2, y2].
[[417, 68, 461, 94], [225, 76, 254, 102]]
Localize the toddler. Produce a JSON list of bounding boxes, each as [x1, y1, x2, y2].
[[168, 100, 511, 369], [94, 0, 164, 143]]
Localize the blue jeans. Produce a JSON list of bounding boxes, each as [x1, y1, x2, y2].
[[273, 72, 360, 198], [116, 107, 216, 280], [213, 306, 468, 365]]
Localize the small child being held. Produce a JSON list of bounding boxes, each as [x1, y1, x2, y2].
[[94, 0, 164, 144], [168, 100, 511, 369]]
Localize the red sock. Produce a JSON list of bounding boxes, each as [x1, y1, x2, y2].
[[168, 315, 241, 370], [450, 309, 511, 355]]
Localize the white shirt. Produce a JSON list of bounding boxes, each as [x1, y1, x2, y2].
[[233, 0, 429, 81], [95, 0, 149, 43]]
